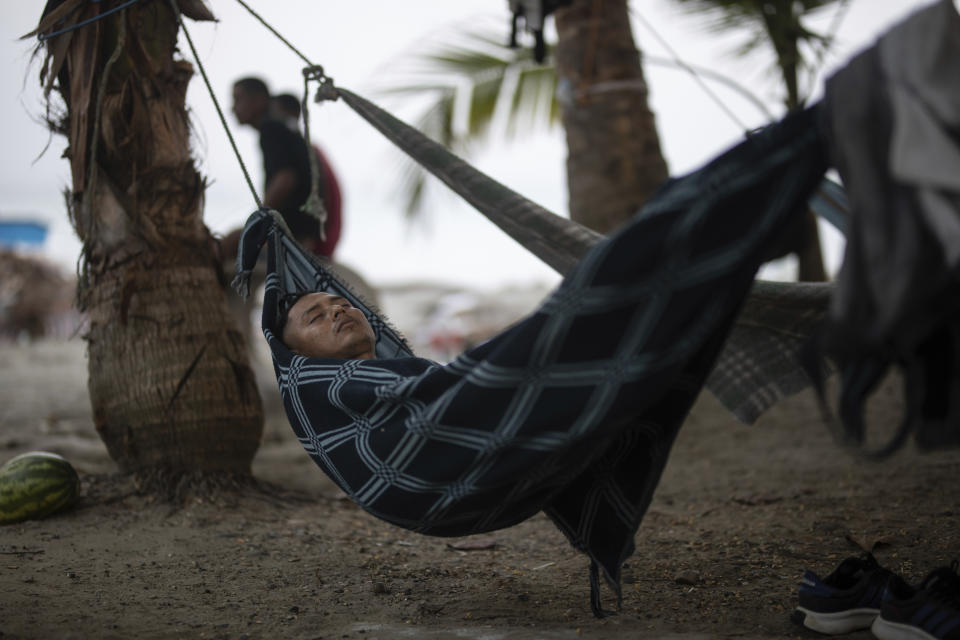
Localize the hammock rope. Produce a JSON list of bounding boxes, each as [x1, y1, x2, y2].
[[233, 0, 315, 67], [629, 5, 749, 133], [299, 66, 329, 239], [37, 0, 149, 42]]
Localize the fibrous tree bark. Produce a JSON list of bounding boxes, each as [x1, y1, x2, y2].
[[33, 0, 263, 488]]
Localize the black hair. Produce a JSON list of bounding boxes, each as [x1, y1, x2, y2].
[[234, 76, 270, 97], [273, 93, 301, 119], [278, 291, 308, 336]]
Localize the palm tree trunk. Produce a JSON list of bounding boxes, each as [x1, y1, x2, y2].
[[85, 244, 262, 475], [39, 1, 263, 480], [553, 0, 669, 234], [760, 0, 826, 281], [760, 1, 801, 111]]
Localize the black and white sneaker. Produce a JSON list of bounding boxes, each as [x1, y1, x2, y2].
[[872, 561, 960, 640], [791, 553, 895, 635]]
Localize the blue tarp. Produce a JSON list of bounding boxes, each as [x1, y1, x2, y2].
[[0, 221, 48, 247]]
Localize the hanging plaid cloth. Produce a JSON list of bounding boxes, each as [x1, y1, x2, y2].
[[234, 105, 828, 617]]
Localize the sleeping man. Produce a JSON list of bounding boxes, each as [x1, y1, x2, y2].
[[238, 2, 960, 617], [251, 101, 829, 620], [281, 292, 376, 361]]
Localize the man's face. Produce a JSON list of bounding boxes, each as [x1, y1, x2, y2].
[[232, 85, 267, 127], [282, 293, 377, 360]]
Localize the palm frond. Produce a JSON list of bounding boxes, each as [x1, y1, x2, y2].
[[668, 0, 842, 106], [391, 87, 459, 218], [376, 23, 560, 218], [670, 0, 838, 49], [505, 65, 559, 138], [415, 47, 511, 79]]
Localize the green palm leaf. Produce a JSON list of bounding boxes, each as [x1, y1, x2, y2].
[[670, 0, 845, 108], [376, 27, 558, 218]]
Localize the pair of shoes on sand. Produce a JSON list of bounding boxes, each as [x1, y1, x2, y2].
[[792, 552, 960, 639]]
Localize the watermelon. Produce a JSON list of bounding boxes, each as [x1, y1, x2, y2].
[[0, 451, 80, 525]]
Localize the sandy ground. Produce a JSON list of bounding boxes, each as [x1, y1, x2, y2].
[[1, 283, 958, 640]]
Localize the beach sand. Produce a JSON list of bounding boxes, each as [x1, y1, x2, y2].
[[1, 283, 958, 639]]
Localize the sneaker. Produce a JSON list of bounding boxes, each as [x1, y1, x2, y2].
[[791, 553, 896, 635], [871, 561, 960, 640]]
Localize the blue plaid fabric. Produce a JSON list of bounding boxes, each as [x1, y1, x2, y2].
[[235, 105, 828, 616]]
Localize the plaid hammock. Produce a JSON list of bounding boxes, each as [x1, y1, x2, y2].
[[235, 104, 829, 616]]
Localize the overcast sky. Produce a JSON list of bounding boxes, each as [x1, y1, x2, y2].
[[0, 1, 930, 290]]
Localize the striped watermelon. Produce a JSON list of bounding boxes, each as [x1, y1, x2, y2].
[[0, 451, 80, 525]]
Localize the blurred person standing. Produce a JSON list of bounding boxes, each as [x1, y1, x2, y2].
[[230, 77, 322, 249]]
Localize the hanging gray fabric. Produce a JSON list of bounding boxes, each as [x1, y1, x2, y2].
[[818, 0, 960, 454]]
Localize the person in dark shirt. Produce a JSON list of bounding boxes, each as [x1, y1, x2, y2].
[[231, 77, 319, 244]]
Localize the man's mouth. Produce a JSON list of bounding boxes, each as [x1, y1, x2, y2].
[[336, 318, 355, 334]]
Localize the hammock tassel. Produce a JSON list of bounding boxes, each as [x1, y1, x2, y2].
[[588, 560, 619, 619], [231, 270, 252, 301], [231, 208, 282, 301]]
